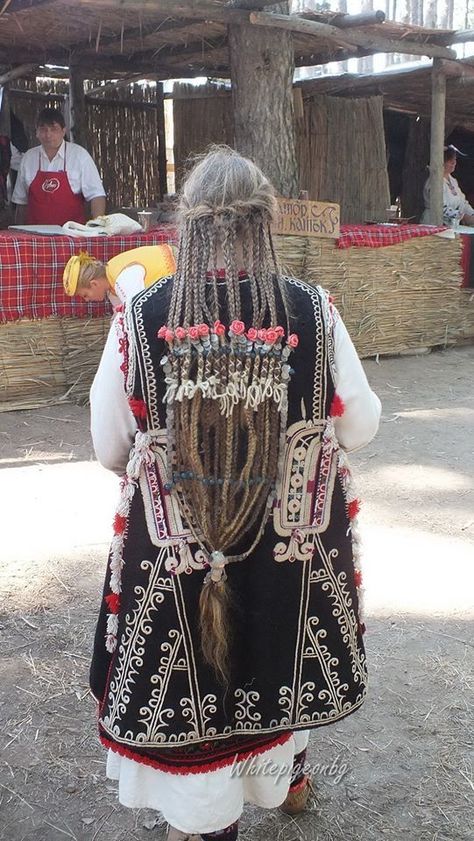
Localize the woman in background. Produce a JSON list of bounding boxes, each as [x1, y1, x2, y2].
[[89, 146, 381, 841], [422, 144, 474, 227]]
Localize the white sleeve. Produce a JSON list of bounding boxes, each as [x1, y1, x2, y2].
[[78, 148, 106, 201], [459, 184, 474, 217], [11, 156, 29, 204], [113, 264, 146, 304], [90, 320, 137, 474], [332, 316, 381, 452]]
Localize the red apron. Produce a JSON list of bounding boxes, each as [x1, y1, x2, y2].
[[26, 147, 86, 225]]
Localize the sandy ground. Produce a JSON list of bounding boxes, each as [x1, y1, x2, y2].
[[0, 346, 473, 841]]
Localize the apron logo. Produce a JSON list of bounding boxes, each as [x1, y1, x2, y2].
[[42, 177, 60, 193]]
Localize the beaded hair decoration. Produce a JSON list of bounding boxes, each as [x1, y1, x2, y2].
[[157, 318, 299, 579]]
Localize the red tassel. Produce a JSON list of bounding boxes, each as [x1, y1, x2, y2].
[[105, 593, 120, 614], [113, 514, 127, 534], [348, 499, 360, 519], [359, 622, 367, 635], [354, 569, 362, 588], [128, 398, 147, 419], [330, 393, 345, 417]]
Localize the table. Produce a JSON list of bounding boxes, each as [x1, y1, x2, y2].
[[0, 226, 177, 323], [0, 226, 177, 409]]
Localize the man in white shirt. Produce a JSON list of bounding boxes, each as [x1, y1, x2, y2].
[[12, 108, 106, 226]]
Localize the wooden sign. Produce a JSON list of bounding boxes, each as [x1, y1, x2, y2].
[[273, 198, 340, 239]]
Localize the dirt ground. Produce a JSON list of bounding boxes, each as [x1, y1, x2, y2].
[[1, 346, 473, 841]]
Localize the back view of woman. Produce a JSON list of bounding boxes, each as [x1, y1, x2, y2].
[[89, 146, 381, 841]]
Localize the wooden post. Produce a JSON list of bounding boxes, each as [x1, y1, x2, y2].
[[156, 81, 168, 199], [228, 2, 298, 197], [69, 65, 87, 148], [428, 59, 446, 226]]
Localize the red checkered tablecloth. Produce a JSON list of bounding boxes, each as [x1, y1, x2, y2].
[[0, 226, 178, 323], [336, 223, 446, 249]]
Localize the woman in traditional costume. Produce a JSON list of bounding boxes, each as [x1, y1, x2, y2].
[[422, 144, 474, 227], [89, 147, 381, 841]]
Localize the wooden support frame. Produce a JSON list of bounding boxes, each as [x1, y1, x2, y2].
[[156, 81, 168, 199], [69, 65, 87, 147], [249, 11, 457, 60], [0, 63, 38, 84], [428, 58, 446, 227]]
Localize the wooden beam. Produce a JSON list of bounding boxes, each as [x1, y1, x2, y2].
[[86, 95, 158, 109], [10, 88, 65, 100], [69, 65, 87, 147], [436, 59, 474, 79], [0, 63, 38, 84], [87, 74, 153, 97], [73, 0, 249, 23], [156, 81, 167, 199], [447, 29, 474, 44], [331, 10, 386, 27], [249, 11, 457, 59], [428, 58, 446, 226]]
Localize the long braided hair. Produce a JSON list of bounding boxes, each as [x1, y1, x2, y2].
[[159, 146, 296, 682]]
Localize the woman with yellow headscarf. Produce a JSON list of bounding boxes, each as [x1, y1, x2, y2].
[[63, 244, 176, 308]]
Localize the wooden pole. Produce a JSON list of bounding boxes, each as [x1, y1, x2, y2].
[[0, 63, 38, 85], [249, 11, 457, 60], [428, 59, 446, 226], [332, 10, 386, 27], [447, 29, 474, 44], [156, 81, 168, 199], [229, 2, 298, 197], [69, 65, 87, 148]]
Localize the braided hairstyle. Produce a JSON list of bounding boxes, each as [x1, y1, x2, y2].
[[162, 146, 292, 682]]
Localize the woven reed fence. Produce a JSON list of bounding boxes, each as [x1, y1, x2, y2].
[[298, 95, 390, 224], [173, 87, 389, 224], [0, 235, 470, 410], [275, 233, 465, 358], [0, 317, 110, 411], [173, 84, 233, 188], [10, 80, 161, 208]]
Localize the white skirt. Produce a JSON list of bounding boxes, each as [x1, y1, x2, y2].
[[106, 730, 310, 835]]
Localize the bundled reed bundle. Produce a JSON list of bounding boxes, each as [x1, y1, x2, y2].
[[62, 317, 111, 404], [273, 235, 309, 279], [0, 316, 111, 411], [0, 319, 66, 411]]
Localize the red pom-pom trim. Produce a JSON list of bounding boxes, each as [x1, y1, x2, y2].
[[113, 514, 127, 535], [330, 393, 345, 417], [105, 593, 121, 614], [128, 398, 147, 419], [348, 499, 361, 520]]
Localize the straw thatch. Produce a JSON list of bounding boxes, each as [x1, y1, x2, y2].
[[0, 3, 457, 81], [298, 95, 391, 224], [0, 317, 110, 411]]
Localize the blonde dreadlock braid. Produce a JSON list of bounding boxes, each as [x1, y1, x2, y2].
[[160, 146, 295, 683]]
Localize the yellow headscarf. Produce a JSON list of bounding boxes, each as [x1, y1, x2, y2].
[[63, 252, 97, 296]]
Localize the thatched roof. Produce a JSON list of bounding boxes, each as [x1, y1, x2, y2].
[[0, 1, 459, 80], [297, 59, 474, 134]]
